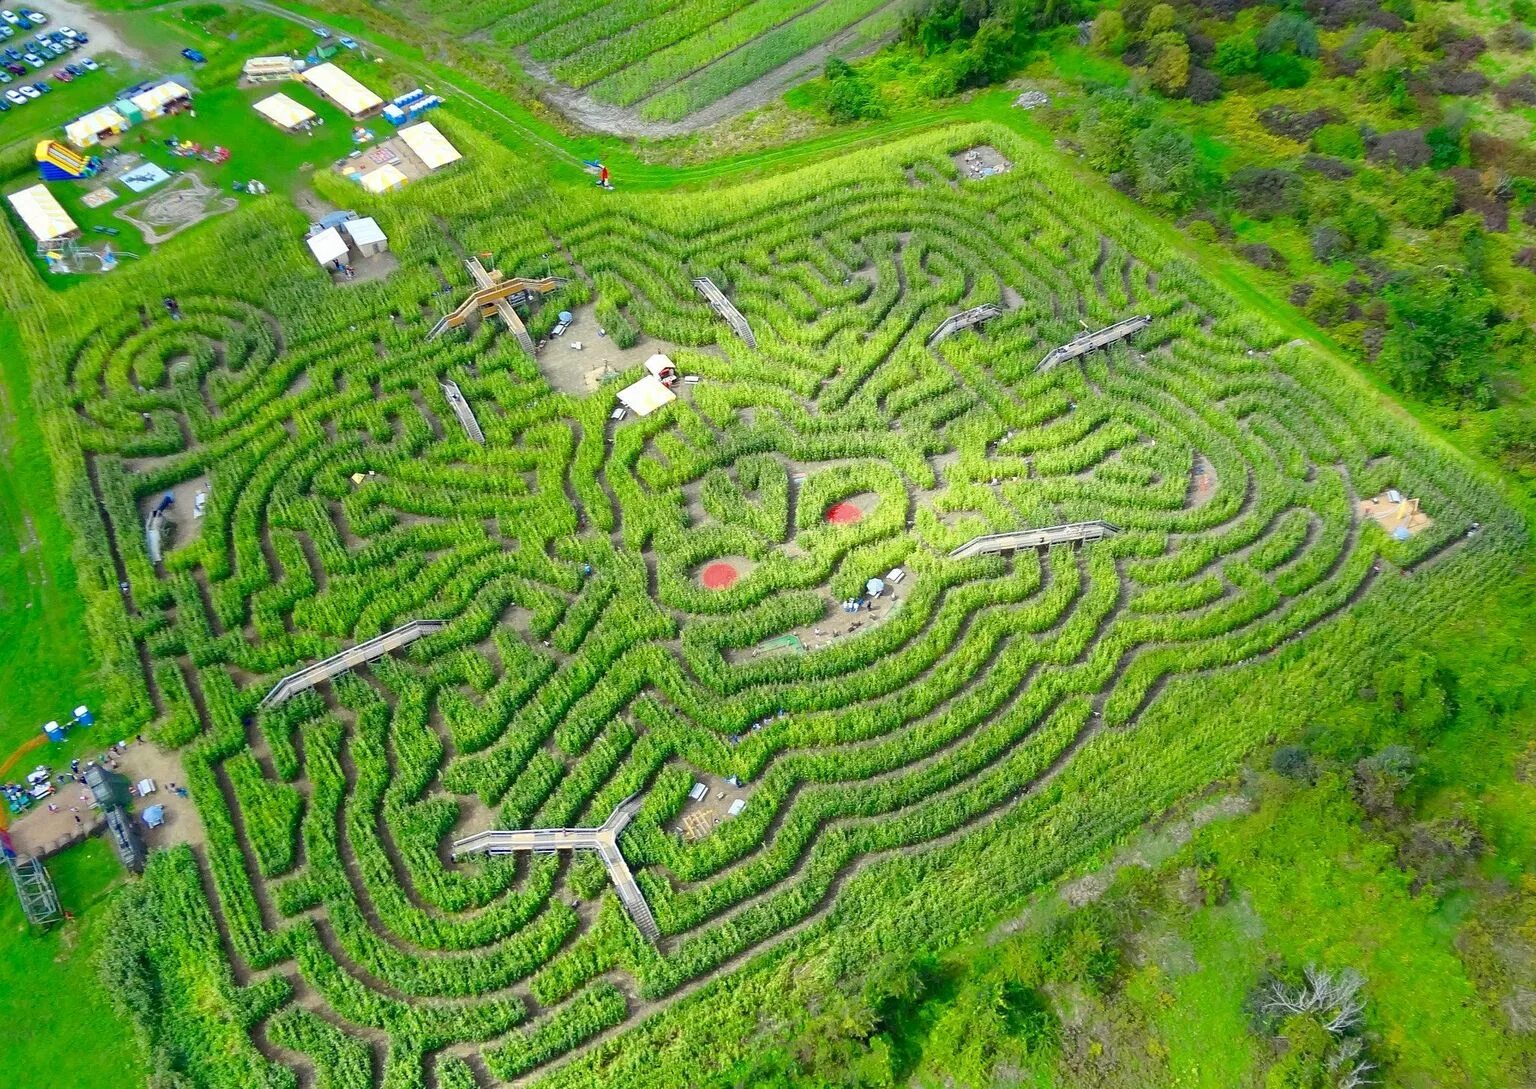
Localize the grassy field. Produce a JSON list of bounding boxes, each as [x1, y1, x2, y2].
[[0, 837, 142, 1089]]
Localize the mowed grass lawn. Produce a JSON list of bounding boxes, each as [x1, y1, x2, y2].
[[0, 837, 143, 1089], [3, 77, 372, 276]]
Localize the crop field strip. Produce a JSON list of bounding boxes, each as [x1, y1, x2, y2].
[[9, 124, 1521, 1089], [390, 0, 906, 122]]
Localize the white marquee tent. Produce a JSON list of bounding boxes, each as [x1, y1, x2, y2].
[[302, 63, 382, 117], [360, 164, 407, 195], [253, 93, 316, 131], [306, 226, 349, 266], [7, 184, 78, 241], [398, 121, 461, 171], [65, 106, 127, 148]]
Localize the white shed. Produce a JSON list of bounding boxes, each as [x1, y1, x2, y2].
[[306, 226, 349, 266], [342, 216, 387, 256]]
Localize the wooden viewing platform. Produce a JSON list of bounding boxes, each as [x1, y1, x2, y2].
[[453, 794, 660, 941], [427, 257, 567, 356], [440, 380, 484, 444], [259, 619, 448, 708], [928, 303, 1003, 346], [692, 276, 756, 348], [949, 520, 1120, 559], [1036, 315, 1152, 372]]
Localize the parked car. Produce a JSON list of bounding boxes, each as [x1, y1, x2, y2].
[[0, 70, 9, 83], [13, 13, 29, 29], [80, 55, 97, 70], [5, 60, 23, 74], [72, 30, 87, 43], [0, 24, 13, 38], [42, 41, 60, 56], [18, 80, 37, 97], [50, 66, 68, 81], [3, 46, 18, 59], [21, 8, 45, 23], [0, 96, 9, 110], [31, 78, 46, 92], [180, 47, 205, 63], [0, 12, 16, 27], [65, 61, 81, 75], [3, 87, 24, 104], [312, 25, 328, 36], [339, 36, 357, 49], [58, 25, 77, 39], [21, 51, 41, 67]]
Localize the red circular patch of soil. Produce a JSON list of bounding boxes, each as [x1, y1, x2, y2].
[[826, 501, 864, 525], [701, 562, 740, 589]]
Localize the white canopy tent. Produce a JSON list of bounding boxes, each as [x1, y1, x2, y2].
[[253, 93, 315, 130], [130, 81, 191, 119], [360, 164, 407, 194], [306, 226, 349, 266], [65, 106, 127, 148], [398, 121, 461, 171], [617, 374, 677, 417], [302, 63, 382, 117], [7, 185, 78, 241]]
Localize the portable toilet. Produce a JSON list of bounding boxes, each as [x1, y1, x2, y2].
[[114, 98, 145, 126], [74, 705, 93, 726], [43, 720, 66, 742]]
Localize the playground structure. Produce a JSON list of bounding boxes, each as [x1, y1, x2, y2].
[[1036, 315, 1153, 372], [41, 238, 132, 275], [259, 619, 448, 707], [3, 831, 61, 927], [692, 276, 755, 347], [928, 303, 1003, 346], [949, 520, 1120, 559], [86, 765, 146, 873], [453, 794, 660, 942], [440, 380, 484, 444], [427, 256, 568, 356], [35, 140, 101, 181], [1360, 490, 1432, 541]]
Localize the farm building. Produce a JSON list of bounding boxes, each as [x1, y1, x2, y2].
[[617, 374, 676, 417], [343, 216, 387, 256], [7, 185, 79, 242], [243, 55, 304, 83], [131, 81, 193, 120], [253, 93, 316, 132], [306, 226, 349, 266], [302, 63, 382, 118], [361, 164, 407, 194], [65, 106, 128, 148], [397, 122, 461, 172]]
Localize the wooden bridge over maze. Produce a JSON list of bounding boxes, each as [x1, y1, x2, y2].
[[440, 380, 484, 444], [427, 257, 567, 357], [452, 794, 660, 942], [259, 619, 448, 708], [1036, 315, 1152, 372], [928, 303, 1003, 346], [949, 520, 1120, 559], [692, 276, 756, 348]]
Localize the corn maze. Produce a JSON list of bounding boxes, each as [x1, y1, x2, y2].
[[9, 125, 1519, 1089]]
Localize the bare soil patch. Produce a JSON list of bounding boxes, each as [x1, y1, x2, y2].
[[116, 172, 238, 245], [536, 302, 693, 396], [953, 145, 1014, 181]]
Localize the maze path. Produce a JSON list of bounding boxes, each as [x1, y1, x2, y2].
[[43, 129, 1516, 1088]]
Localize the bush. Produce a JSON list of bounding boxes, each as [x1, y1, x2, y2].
[[1231, 167, 1303, 218], [1257, 11, 1320, 57], [1312, 123, 1365, 159], [1259, 52, 1311, 88], [1394, 169, 1457, 227]]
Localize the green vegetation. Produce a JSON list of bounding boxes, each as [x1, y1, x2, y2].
[[0, 838, 142, 1089]]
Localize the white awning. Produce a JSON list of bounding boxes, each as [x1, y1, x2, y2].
[[343, 216, 386, 247], [253, 93, 315, 129], [302, 62, 382, 116], [65, 106, 126, 147], [7, 184, 78, 240], [243, 55, 298, 76], [398, 121, 460, 171], [617, 374, 676, 417], [131, 81, 191, 117], [360, 164, 407, 194], [306, 226, 348, 265]]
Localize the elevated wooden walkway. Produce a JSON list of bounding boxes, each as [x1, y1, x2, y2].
[[1036, 315, 1152, 372], [440, 380, 484, 444], [427, 257, 566, 356], [692, 276, 756, 348], [949, 520, 1120, 559], [259, 619, 448, 708], [453, 794, 660, 941], [928, 303, 1003, 346]]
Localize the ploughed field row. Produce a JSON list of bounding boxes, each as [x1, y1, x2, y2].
[[49, 127, 1518, 1088], [388, 0, 905, 122]]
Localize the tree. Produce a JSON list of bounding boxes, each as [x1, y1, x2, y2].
[[1352, 744, 1419, 816], [1395, 168, 1457, 228], [1142, 2, 1178, 36], [824, 59, 885, 122], [1147, 31, 1192, 95], [1132, 121, 1204, 208], [1089, 9, 1125, 54], [1257, 11, 1320, 57], [1212, 32, 1258, 74]]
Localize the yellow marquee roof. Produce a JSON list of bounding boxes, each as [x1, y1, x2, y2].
[[303, 63, 382, 115], [360, 164, 407, 194], [253, 93, 316, 129], [65, 106, 127, 146], [398, 121, 461, 171], [7, 184, 78, 241]]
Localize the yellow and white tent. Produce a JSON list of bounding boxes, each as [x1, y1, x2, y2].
[[7, 184, 79, 241], [130, 81, 192, 119], [65, 106, 127, 148], [253, 93, 316, 131], [360, 164, 407, 195], [302, 63, 382, 117], [398, 121, 461, 171]]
